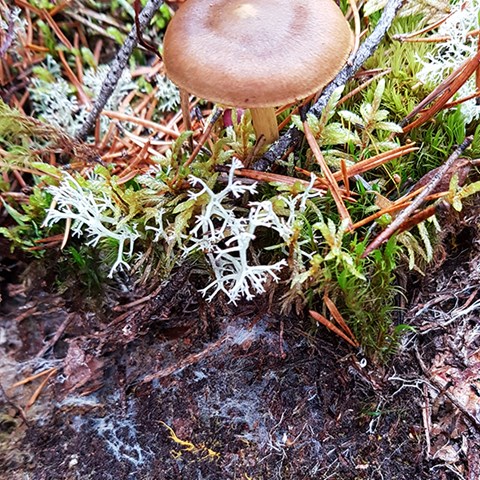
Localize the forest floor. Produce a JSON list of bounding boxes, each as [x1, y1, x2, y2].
[[1, 204, 480, 479], [2, 1, 480, 479]]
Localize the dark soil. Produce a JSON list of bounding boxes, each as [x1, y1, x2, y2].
[[1, 211, 480, 480]]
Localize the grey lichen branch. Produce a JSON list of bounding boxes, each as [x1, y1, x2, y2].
[[75, 0, 164, 141], [252, 0, 405, 171]]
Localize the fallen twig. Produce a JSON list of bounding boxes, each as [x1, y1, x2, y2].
[[36, 314, 73, 358], [75, 0, 165, 140], [362, 136, 473, 257], [0, 4, 15, 58], [140, 335, 230, 383]]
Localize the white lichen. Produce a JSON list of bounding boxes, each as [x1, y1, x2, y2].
[[30, 57, 136, 136], [43, 173, 140, 277], [414, 0, 480, 123], [155, 75, 181, 112], [185, 161, 321, 304], [0, 5, 26, 49]]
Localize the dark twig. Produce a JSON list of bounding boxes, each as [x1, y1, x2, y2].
[[35, 314, 73, 358], [252, 0, 404, 171], [75, 0, 164, 141], [134, 0, 160, 55], [0, 5, 15, 58], [362, 135, 473, 257]]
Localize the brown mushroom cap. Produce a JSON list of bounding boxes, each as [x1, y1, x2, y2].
[[163, 0, 353, 108]]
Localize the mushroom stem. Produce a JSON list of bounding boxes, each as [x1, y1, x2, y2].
[[180, 88, 194, 150], [250, 107, 279, 144]]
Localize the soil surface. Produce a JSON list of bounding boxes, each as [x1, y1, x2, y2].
[[1, 211, 480, 480]]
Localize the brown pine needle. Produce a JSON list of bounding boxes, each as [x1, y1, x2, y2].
[[73, 33, 84, 84], [310, 310, 358, 348], [34, 234, 64, 244], [324, 295, 359, 347], [395, 29, 480, 43], [337, 69, 391, 107], [396, 205, 437, 235], [443, 89, 480, 109], [477, 36, 480, 104], [25, 368, 58, 409], [42, 10, 73, 49], [118, 135, 152, 179], [341, 159, 350, 197], [233, 168, 327, 192], [392, 12, 454, 41], [297, 145, 417, 189], [25, 44, 49, 53], [277, 94, 316, 132], [180, 88, 194, 151], [12, 367, 58, 387], [303, 120, 352, 228], [101, 110, 180, 138], [117, 169, 142, 185], [0, 163, 62, 179], [352, 202, 408, 231], [185, 108, 223, 167], [351, 188, 451, 231], [339, 145, 418, 180], [402, 50, 480, 133], [402, 57, 471, 125]]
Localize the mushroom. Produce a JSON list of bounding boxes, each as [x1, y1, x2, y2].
[[163, 0, 353, 144]]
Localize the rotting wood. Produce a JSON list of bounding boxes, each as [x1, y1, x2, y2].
[[415, 346, 480, 431]]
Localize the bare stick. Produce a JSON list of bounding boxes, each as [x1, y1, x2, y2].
[[252, 0, 404, 171], [141, 335, 230, 383], [362, 136, 473, 257], [0, 5, 15, 58], [75, 0, 164, 141], [36, 314, 73, 358]]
